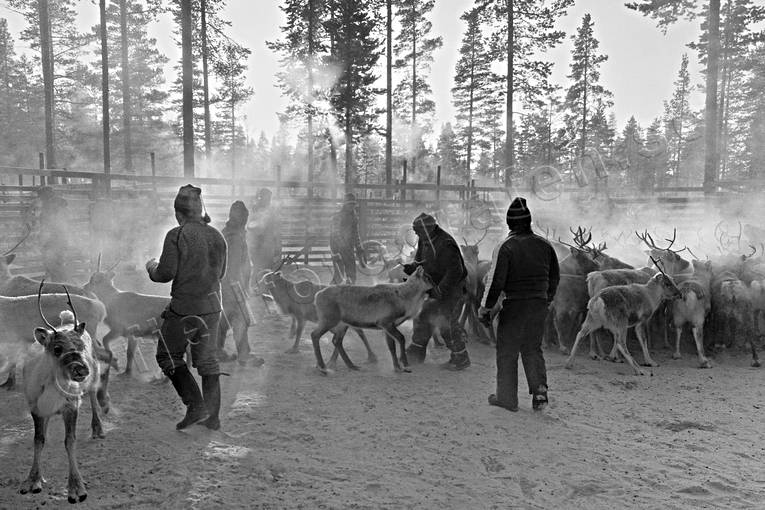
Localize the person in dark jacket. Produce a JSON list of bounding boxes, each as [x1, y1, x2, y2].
[[146, 184, 227, 431], [248, 188, 281, 276], [329, 193, 366, 284], [404, 212, 471, 370], [480, 197, 559, 412], [218, 201, 262, 366]]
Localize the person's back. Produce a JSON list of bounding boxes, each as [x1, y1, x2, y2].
[[484, 231, 557, 304], [152, 221, 226, 316]]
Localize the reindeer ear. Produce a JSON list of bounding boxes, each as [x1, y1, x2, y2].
[[4, 254, 15, 265], [75, 322, 86, 334], [106, 271, 116, 280], [33, 327, 51, 346]]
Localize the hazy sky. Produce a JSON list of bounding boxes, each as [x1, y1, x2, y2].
[[2, 0, 703, 140]]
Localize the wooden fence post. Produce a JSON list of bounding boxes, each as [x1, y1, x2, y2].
[[401, 159, 407, 202], [150, 152, 157, 199], [39, 152, 46, 187], [436, 165, 441, 211], [275, 165, 282, 198]]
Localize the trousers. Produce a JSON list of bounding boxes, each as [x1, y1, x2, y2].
[[411, 287, 468, 354], [156, 308, 221, 377], [495, 299, 549, 406]]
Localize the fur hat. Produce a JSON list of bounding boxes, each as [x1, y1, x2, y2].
[[228, 200, 249, 223], [506, 197, 531, 222], [413, 212, 437, 230], [174, 184, 209, 222]]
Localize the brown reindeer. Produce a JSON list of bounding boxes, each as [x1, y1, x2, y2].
[[259, 271, 377, 364], [310, 266, 434, 374], [565, 261, 682, 375], [19, 283, 105, 503], [83, 268, 169, 375]]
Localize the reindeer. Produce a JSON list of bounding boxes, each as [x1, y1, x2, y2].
[[310, 266, 434, 374], [83, 267, 169, 375], [459, 230, 492, 343], [19, 283, 104, 503], [671, 259, 714, 368], [1, 287, 110, 398], [0, 230, 95, 300], [259, 271, 377, 364], [565, 260, 682, 376]]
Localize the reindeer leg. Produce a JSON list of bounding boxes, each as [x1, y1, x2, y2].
[[332, 328, 358, 371], [286, 318, 304, 354], [354, 328, 378, 364], [1, 361, 16, 390], [19, 413, 48, 495], [101, 329, 120, 371], [692, 325, 712, 368], [673, 323, 683, 360], [310, 324, 330, 375], [382, 326, 408, 373], [553, 312, 569, 355], [124, 335, 137, 376], [613, 330, 646, 376], [634, 323, 659, 367], [89, 390, 105, 439], [564, 321, 592, 369], [750, 337, 761, 368], [63, 405, 87, 503]]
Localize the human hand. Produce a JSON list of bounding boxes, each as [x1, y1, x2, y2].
[[145, 258, 159, 273]]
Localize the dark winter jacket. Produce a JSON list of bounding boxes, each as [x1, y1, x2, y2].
[[329, 204, 363, 255], [404, 225, 467, 298], [481, 229, 560, 308], [149, 220, 227, 315]]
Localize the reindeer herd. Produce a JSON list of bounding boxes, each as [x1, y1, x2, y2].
[[3, 215, 765, 504]]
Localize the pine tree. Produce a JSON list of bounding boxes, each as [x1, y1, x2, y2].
[[626, 0, 722, 190], [452, 7, 494, 183], [392, 0, 442, 174], [563, 13, 612, 159], [662, 53, 695, 179], [325, 0, 382, 187], [478, 0, 573, 185], [212, 41, 254, 180], [434, 122, 463, 184]]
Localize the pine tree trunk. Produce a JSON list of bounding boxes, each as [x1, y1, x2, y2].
[[231, 94, 235, 181], [120, 0, 132, 173], [38, 0, 56, 169], [703, 0, 721, 192], [181, 0, 194, 177], [345, 113, 353, 189], [385, 0, 392, 197], [100, 0, 111, 178], [307, 0, 315, 196], [466, 30, 476, 183], [581, 45, 588, 159], [201, 0, 212, 163], [504, 0, 513, 186], [411, 0, 417, 176]]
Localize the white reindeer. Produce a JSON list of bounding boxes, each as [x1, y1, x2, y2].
[[19, 284, 104, 503], [565, 264, 682, 376], [310, 265, 434, 374], [671, 259, 713, 368]]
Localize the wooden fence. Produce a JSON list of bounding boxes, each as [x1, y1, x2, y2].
[[0, 163, 757, 281]]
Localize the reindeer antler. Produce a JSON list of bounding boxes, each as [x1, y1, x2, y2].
[[37, 279, 56, 333], [96, 253, 102, 272], [570, 226, 592, 250], [4, 224, 32, 256], [637, 228, 687, 254], [744, 245, 757, 260], [62, 285, 78, 327]]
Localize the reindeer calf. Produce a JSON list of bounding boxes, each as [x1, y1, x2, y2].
[[84, 270, 169, 375], [260, 271, 377, 364], [566, 273, 682, 375], [19, 286, 106, 503], [310, 266, 434, 373]]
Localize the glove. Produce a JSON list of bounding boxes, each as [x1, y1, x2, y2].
[[145, 258, 159, 274], [428, 286, 443, 300], [478, 306, 492, 328]]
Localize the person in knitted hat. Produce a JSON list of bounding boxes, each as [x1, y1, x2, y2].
[[403, 212, 471, 370], [218, 201, 263, 367], [479, 197, 559, 411], [145, 184, 227, 430], [329, 192, 366, 284]]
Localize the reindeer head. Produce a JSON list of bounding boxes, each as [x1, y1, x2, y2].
[[408, 265, 435, 291], [83, 271, 117, 298], [650, 257, 682, 300], [33, 281, 92, 385], [637, 229, 690, 275], [460, 230, 488, 266]]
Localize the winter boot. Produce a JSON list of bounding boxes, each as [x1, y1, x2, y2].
[[532, 385, 549, 411], [167, 365, 209, 430], [405, 343, 427, 364], [439, 351, 457, 368], [444, 350, 470, 371], [201, 374, 221, 430]]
